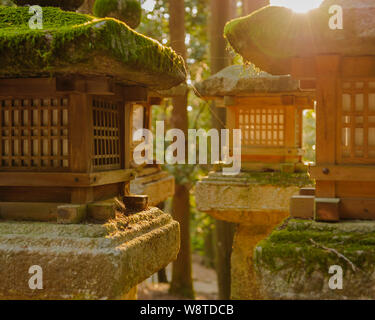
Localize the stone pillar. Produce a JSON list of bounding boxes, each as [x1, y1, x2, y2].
[[231, 224, 278, 299], [196, 172, 311, 299]]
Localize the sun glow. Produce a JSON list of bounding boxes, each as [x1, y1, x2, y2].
[[142, 0, 156, 12], [270, 0, 324, 13]]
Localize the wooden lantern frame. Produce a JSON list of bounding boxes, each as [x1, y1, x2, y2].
[[0, 76, 149, 207], [292, 55, 375, 221], [222, 93, 314, 170]]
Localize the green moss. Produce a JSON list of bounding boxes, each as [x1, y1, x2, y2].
[[93, 0, 141, 29], [242, 172, 313, 188], [207, 171, 312, 188], [0, 6, 186, 89], [255, 219, 375, 280]]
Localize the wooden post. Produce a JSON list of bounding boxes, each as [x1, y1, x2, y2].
[[226, 106, 236, 156], [124, 102, 133, 170], [314, 55, 341, 221], [69, 93, 94, 204]]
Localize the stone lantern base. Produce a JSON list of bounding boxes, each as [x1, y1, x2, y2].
[[255, 219, 375, 300], [0, 207, 179, 300], [196, 171, 311, 299]]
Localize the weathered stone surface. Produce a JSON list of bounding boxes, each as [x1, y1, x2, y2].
[[231, 218, 288, 300], [130, 169, 175, 207], [0, 207, 179, 299], [196, 172, 312, 299], [255, 219, 375, 299], [195, 65, 299, 98], [155, 83, 188, 98], [224, 0, 375, 75], [195, 172, 310, 223], [0, 7, 186, 90]]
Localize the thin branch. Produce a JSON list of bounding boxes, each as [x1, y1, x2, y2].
[[309, 238, 358, 272]]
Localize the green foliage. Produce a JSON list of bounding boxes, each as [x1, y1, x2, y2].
[[93, 0, 141, 29], [141, 0, 212, 186], [242, 171, 313, 188], [303, 109, 316, 163], [190, 193, 216, 256]]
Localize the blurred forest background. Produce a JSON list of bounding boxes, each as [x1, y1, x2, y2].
[[0, 0, 316, 299]]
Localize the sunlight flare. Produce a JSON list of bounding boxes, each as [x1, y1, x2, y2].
[[270, 0, 324, 13]]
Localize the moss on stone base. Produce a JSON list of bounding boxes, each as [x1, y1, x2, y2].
[[93, 0, 141, 29], [255, 219, 375, 299], [0, 6, 186, 89], [207, 171, 313, 188]]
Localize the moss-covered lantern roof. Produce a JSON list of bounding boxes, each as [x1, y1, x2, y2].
[[0, 6, 186, 90], [224, 0, 375, 75], [195, 65, 300, 98]]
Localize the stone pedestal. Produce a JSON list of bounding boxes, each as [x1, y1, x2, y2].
[[0, 207, 179, 299], [196, 172, 311, 299], [130, 166, 175, 207], [255, 219, 375, 300]]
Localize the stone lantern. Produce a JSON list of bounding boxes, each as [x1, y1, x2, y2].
[[224, 0, 375, 299], [195, 65, 313, 299], [196, 65, 314, 171], [0, 5, 184, 299]]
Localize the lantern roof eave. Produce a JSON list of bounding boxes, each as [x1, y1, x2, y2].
[[195, 65, 305, 98]]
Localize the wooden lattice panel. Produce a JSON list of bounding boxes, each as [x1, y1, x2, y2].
[[0, 97, 69, 170], [237, 107, 285, 147], [92, 98, 121, 170], [340, 81, 375, 163]]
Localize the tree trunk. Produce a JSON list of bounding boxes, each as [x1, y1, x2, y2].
[[215, 220, 235, 300], [242, 0, 269, 15], [170, 183, 194, 297], [203, 220, 216, 268], [168, 0, 194, 299], [209, 0, 237, 300], [209, 0, 232, 130]]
